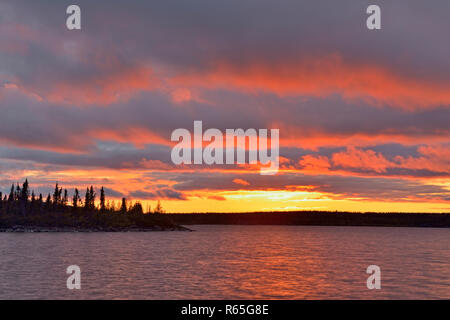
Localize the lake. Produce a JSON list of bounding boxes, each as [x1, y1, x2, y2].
[[0, 225, 449, 299]]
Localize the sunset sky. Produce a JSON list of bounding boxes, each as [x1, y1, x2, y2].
[[0, 0, 449, 213]]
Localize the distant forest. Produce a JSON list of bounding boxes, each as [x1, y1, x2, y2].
[[0, 179, 178, 231]]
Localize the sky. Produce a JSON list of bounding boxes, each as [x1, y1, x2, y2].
[[0, 0, 449, 213]]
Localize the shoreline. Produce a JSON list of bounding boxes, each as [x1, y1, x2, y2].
[[2, 212, 449, 231], [166, 212, 450, 228], [0, 225, 193, 233]]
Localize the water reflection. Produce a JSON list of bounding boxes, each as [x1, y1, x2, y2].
[[0, 225, 449, 299]]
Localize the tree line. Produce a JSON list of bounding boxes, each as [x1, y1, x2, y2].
[[0, 179, 165, 220]]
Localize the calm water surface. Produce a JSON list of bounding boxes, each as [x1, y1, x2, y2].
[[0, 225, 449, 299]]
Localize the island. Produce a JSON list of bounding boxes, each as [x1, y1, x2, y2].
[[0, 180, 189, 232]]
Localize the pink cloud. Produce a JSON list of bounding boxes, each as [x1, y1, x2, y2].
[[233, 178, 250, 186], [173, 55, 450, 110], [332, 147, 393, 173]]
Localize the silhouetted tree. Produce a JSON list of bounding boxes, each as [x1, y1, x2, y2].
[[83, 186, 96, 211], [72, 188, 81, 211], [8, 184, 14, 203], [17, 179, 30, 216], [100, 187, 106, 212], [30, 191, 36, 215], [154, 200, 164, 214], [45, 193, 52, 210], [84, 187, 90, 210], [36, 193, 42, 214], [63, 189, 68, 207], [130, 202, 144, 215], [20, 179, 29, 202], [90, 186, 95, 208], [120, 198, 127, 214], [53, 183, 64, 211], [15, 184, 21, 201]]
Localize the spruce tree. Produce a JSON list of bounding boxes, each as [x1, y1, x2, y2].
[[120, 198, 127, 213], [73, 188, 80, 210], [100, 187, 106, 212], [84, 187, 90, 211], [8, 184, 14, 202]]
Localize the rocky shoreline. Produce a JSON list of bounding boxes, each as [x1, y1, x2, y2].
[[0, 225, 193, 233]]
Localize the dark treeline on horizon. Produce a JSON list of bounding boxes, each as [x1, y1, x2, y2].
[[166, 212, 450, 228], [0, 179, 174, 230]]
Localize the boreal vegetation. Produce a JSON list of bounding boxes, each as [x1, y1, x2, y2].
[[0, 179, 183, 231]]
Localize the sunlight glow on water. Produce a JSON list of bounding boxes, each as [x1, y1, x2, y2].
[[0, 225, 449, 299]]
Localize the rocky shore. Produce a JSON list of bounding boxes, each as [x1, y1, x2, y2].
[[0, 225, 193, 232]]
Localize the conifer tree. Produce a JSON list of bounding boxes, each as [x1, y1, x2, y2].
[[20, 179, 30, 202], [8, 184, 14, 202], [73, 188, 81, 210], [100, 187, 106, 212], [120, 198, 127, 213], [63, 189, 68, 207], [154, 200, 164, 214], [45, 194, 52, 210], [84, 187, 90, 211]]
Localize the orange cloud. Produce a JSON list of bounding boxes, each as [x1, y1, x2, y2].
[[299, 155, 331, 174], [46, 66, 157, 105], [207, 195, 226, 201], [89, 127, 170, 147], [395, 145, 450, 173], [1, 22, 159, 106], [173, 55, 450, 110], [274, 123, 450, 150], [297, 145, 450, 177], [171, 88, 193, 104], [332, 147, 393, 173], [233, 178, 250, 186]]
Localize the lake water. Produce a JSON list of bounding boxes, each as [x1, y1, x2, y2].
[[0, 225, 449, 299]]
